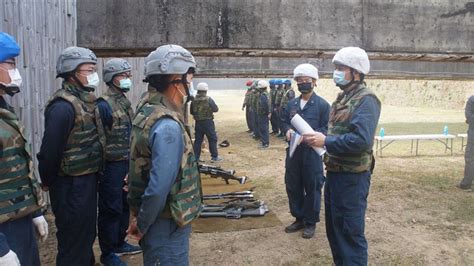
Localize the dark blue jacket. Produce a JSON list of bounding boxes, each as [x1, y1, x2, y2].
[[280, 92, 330, 172], [37, 99, 75, 186], [280, 92, 330, 136]]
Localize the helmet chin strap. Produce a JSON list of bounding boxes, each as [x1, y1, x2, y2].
[[337, 69, 360, 91], [181, 73, 192, 103]]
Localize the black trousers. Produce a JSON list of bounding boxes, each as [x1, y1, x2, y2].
[[49, 173, 98, 266]]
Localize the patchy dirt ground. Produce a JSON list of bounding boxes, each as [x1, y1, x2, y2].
[[40, 89, 474, 265]]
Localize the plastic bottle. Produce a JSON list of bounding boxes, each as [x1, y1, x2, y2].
[[443, 125, 448, 136], [380, 127, 385, 138]]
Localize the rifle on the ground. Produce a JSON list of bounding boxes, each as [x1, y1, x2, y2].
[[202, 189, 254, 200], [198, 164, 247, 184], [200, 199, 269, 219]]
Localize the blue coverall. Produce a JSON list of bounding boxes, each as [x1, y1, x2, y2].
[[190, 97, 219, 160], [280, 92, 330, 226], [97, 99, 131, 260], [324, 95, 381, 265], [137, 118, 190, 266], [38, 99, 98, 266]]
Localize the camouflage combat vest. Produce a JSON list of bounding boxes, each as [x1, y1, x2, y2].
[[270, 87, 277, 106], [191, 94, 213, 121], [46, 83, 103, 176], [243, 89, 251, 107], [275, 85, 285, 107], [257, 90, 270, 116], [280, 88, 295, 109], [0, 102, 45, 223], [326, 84, 381, 173], [128, 88, 202, 227], [100, 87, 134, 161], [251, 87, 259, 111]]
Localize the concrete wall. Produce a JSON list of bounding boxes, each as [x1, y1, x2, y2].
[[77, 0, 474, 78], [78, 0, 473, 53]]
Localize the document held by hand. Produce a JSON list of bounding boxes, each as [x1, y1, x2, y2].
[[290, 114, 326, 156], [289, 131, 302, 158]]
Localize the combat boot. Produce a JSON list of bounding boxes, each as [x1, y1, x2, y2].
[[302, 224, 316, 239], [284, 220, 304, 233]]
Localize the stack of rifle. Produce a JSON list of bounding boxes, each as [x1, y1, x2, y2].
[[198, 164, 247, 184], [200, 188, 269, 219]]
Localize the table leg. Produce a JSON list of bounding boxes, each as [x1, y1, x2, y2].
[[380, 140, 383, 157], [416, 140, 419, 156], [376, 139, 379, 156], [451, 138, 453, 155]]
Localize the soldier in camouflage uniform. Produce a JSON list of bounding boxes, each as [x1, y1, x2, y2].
[[97, 58, 141, 266], [191, 82, 221, 162], [274, 79, 285, 138], [280, 79, 295, 111], [304, 47, 381, 265], [0, 32, 48, 266], [127, 44, 202, 266], [256, 80, 271, 149], [279, 79, 295, 140], [269, 79, 279, 135], [37, 46, 103, 265], [242, 80, 254, 133], [250, 81, 261, 140]]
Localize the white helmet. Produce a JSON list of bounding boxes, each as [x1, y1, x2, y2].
[[293, 63, 319, 80], [196, 82, 208, 91], [257, 80, 269, 89], [332, 47, 370, 75]]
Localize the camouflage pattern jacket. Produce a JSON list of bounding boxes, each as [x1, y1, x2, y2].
[[190, 94, 215, 121], [99, 86, 134, 161], [0, 97, 45, 223], [128, 88, 202, 227], [46, 82, 104, 176], [326, 83, 381, 173]]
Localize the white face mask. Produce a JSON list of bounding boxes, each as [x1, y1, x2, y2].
[[0, 68, 22, 87], [0, 68, 22, 96], [7, 68, 22, 88], [85, 72, 100, 91]]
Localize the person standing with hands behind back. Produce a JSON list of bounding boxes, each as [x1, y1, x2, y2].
[[127, 44, 202, 266], [37, 46, 103, 265]]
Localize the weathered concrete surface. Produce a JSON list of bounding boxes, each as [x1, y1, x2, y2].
[[78, 0, 473, 54], [77, 0, 474, 78]]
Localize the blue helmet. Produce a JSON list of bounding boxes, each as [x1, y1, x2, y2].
[[269, 79, 275, 86], [275, 79, 283, 85], [283, 79, 292, 85], [0, 32, 20, 62]]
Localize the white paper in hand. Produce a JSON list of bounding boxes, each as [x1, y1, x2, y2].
[[290, 114, 326, 156], [289, 131, 302, 158]]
